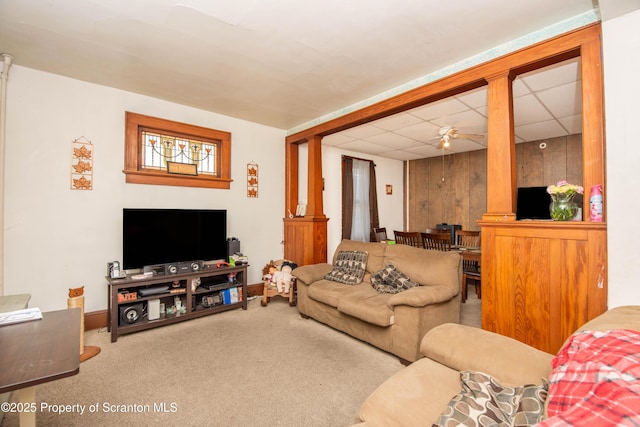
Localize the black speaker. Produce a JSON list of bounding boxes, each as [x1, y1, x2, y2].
[[227, 238, 240, 258], [165, 260, 203, 274], [119, 303, 143, 326]]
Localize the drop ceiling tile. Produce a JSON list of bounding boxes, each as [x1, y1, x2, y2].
[[393, 121, 441, 142], [371, 112, 424, 131], [382, 150, 427, 160], [405, 143, 442, 157], [514, 94, 553, 126], [558, 114, 582, 134], [363, 132, 416, 149], [515, 120, 567, 141], [512, 79, 532, 97], [340, 123, 386, 139], [456, 87, 488, 108], [537, 81, 582, 118], [408, 97, 470, 121], [520, 58, 581, 91], [430, 109, 487, 132], [322, 133, 355, 146], [338, 140, 390, 155]]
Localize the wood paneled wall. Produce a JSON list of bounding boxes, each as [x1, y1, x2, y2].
[[408, 134, 582, 231]]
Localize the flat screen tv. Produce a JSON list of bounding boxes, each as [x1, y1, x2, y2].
[[123, 208, 227, 270], [516, 187, 552, 220]]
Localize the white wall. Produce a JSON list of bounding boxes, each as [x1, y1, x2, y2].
[[4, 66, 286, 312], [602, 8, 640, 307]]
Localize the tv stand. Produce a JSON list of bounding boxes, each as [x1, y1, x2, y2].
[[106, 264, 247, 342]]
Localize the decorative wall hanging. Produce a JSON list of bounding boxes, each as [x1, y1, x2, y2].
[[71, 136, 93, 190], [247, 161, 258, 198]]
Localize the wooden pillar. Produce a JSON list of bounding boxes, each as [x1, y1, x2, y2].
[[285, 140, 299, 218], [580, 35, 606, 221], [483, 71, 516, 221], [306, 135, 326, 218], [283, 135, 328, 266]]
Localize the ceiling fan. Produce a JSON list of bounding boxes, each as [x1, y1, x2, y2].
[[436, 126, 484, 149]]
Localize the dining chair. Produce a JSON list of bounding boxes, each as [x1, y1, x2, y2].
[[425, 228, 448, 234], [455, 230, 481, 248], [393, 231, 423, 248], [461, 251, 481, 303], [420, 232, 451, 251], [373, 227, 388, 242]]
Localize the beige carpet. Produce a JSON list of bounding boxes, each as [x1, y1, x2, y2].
[[2, 296, 480, 427]]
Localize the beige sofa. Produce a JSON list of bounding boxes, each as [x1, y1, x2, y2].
[[293, 239, 462, 363], [354, 305, 640, 426]]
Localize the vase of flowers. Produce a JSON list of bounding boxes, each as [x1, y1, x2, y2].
[[547, 180, 584, 221]]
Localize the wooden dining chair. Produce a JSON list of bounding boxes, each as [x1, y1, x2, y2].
[[461, 251, 481, 303], [373, 227, 388, 242], [393, 231, 423, 248], [456, 230, 480, 248], [420, 232, 451, 251]]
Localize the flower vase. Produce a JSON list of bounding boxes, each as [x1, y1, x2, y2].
[[550, 193, 578, 221]]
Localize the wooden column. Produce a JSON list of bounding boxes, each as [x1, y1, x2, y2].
[[284, 140, 299, 218], [283, 135, 328, 266], [306, 135, 325, 218], [483, 71, 516, 221], [580, 35, 606, 221]]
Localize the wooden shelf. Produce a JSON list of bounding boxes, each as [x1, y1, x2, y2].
[[106, 265, 247, 342]]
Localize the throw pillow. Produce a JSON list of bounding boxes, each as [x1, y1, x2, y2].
[[433, 371, 548, 427], [370, 264, 419, 294], [324, 250, 368, 285]]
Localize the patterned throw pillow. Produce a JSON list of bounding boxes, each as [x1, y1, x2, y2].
[[324, 250, 368, 285], [433, 371, 548, 427], [370, 264, 419, 294]]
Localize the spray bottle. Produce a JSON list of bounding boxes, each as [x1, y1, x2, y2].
[[589, 184, 603, 222]]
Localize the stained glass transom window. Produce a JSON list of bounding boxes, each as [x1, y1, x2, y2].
[[141, 131, 218, 176]]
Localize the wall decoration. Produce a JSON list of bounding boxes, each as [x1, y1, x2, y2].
[[71, 136, 93, 190], [247, 161, 258, 198]]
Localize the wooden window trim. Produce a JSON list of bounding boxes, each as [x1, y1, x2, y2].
[[124, 111, 232, 189]]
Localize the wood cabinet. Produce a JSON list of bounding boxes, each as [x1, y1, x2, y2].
[[107, 265, 247, 342], [479, 221, 607, 353]]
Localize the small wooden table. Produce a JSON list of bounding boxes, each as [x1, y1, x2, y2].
[[0, 309, 81, 427]]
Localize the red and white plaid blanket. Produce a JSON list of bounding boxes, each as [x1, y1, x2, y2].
[[538, 329, 640, 427]]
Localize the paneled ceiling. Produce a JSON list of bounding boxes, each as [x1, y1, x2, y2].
[[323, 58, 582, 160], [0, 0, 629, 160]]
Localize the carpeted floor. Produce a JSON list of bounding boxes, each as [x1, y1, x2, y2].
[[2, 295, 480, 427]]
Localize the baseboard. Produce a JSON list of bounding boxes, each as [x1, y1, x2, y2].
[[85, 282, 264, 330], [247, 283, 264, 298], [85, 309, 108, 330]]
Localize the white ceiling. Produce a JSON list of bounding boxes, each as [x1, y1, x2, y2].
[[0, 0, 625, 160]]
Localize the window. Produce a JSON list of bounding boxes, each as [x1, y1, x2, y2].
[[124, 112, 232, 189], [341, 156, 379, 241]]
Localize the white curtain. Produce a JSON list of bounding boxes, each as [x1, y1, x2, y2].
[[350, 159, 370, 241]]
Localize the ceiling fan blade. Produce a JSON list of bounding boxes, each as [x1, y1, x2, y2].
[[452, 132, 484, 141]]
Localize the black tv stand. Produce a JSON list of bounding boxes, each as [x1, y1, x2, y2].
[[106, 264, 247, 342]]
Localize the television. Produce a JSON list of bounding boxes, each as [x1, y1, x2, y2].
[[123, 208, 227, 270], [516, 187, 552, 220]]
